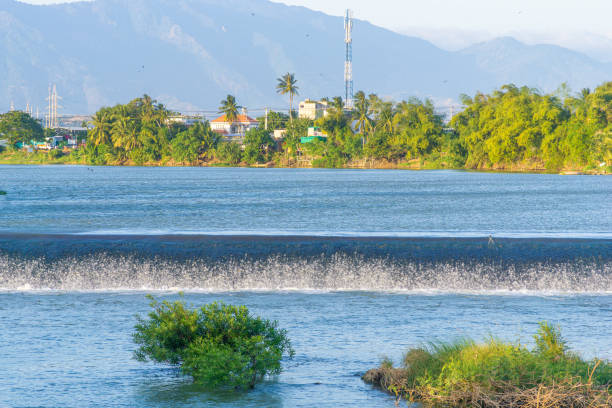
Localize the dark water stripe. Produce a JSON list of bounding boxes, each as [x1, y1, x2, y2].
[[0, 234, 610, 262]]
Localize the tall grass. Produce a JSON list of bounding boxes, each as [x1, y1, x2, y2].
[[363, 322, 611, 407]]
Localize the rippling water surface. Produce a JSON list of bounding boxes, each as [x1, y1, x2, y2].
[[1, 166, 611, 236], [0, 166, 610, 407]]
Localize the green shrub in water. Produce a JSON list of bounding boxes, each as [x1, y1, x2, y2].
[[133, 296, 294, 389], [364, 322, 612, 407]]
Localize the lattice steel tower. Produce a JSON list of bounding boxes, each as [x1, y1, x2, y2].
[[344, 9, 354, 110]]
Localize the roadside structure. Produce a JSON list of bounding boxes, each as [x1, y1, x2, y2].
[[210, 110, 259, 140], [300, 126, 328, 143], [298, 100, 329, 120]]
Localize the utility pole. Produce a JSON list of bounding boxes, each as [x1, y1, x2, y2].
[[265, 107, 269, 130]]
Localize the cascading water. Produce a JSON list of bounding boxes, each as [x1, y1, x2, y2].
[[2, 234, 610, 293]]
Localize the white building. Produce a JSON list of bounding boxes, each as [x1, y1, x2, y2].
[[210, 112, 259, 138], [298, 100, 329, 120], [166, 115, 205, 127]]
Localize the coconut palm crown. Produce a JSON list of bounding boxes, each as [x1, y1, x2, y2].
[[219, 95, 242, 123], [276, 73, 299, 122]]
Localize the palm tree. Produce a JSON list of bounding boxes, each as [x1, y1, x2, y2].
[[89, 110, 112, 146], [219, 95, 241, 124], [138, 94, 156, 124], [353, 91, 371, 134], [112, 116, 140, 151], [376, 102, 395, 133], [276, 73, 299, 122]]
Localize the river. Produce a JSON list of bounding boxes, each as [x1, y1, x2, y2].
[[0, 166, 610, 407]]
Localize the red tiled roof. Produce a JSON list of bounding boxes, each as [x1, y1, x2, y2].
[[212, 129, 229, 135], [212, 114, 258, 123]]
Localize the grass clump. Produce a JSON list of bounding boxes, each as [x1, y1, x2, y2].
[[133, 296, 294, 390], [363, 322, 611, 407]]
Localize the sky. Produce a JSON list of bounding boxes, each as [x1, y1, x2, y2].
[[20, 0, 612, 61]]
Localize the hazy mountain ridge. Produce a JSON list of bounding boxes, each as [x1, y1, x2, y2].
[[1, 0, 611, 114]]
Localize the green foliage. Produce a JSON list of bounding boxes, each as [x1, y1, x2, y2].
[[219, 95, 241, 123], [82, 95, 224, 165], [373, 322, 611, 398], [534, 321, 567, 359], [257, 111, 289, 131], [171, 122, 220, 164], [284, 118, 312, 156], [453, 82, 612, 170], [48, 149, 63, 160], [133, 297, 294, 389], [215, 141, 242, 165], [0, 111, 44, 146], [25, 81, 610, 171], [243, 128, 275, 164], [276, 73, 299, 122]]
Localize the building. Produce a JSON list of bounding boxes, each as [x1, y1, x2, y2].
[[300, 126, 328, 144], [210, 111, 259, 139], [166, 115, 205, 127], [48, 135, 64, 148], [298, 100, 329, 120]]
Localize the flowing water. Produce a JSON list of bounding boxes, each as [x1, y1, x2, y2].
[[0, 166, 611, 407]]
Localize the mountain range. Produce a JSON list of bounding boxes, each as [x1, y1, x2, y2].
[[1, 0, 611, 114]]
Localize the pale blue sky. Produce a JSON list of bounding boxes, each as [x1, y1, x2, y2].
[[19, 0, 612, 60]]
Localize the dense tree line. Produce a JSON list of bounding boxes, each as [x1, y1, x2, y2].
[[0, 111, 44, 147], [1, 82, 610, 171], [452, 83, 612, 169]]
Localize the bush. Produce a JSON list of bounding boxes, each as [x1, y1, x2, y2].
[[215, 142, 242, 165], [363, 322, 612, 407], [243, 128, 274, 164], [133, 297, 294, 389], [48, 149, 63, 160]]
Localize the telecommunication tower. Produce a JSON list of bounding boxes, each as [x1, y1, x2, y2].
[[344, 9, 354, 110]]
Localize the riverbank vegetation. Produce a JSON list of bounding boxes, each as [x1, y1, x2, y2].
[[363, 322, 611, 407], [133, 297, 294, 390], [1, 82, 610, 173]]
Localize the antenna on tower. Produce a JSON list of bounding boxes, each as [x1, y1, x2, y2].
[[344, 9, 354, 111]]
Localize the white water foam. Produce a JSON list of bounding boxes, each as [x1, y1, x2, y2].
[[1, 253, 610, 294]]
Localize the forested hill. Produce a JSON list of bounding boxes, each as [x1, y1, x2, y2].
[[1, 0, 611, 113]]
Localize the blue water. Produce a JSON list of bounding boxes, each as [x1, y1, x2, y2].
[[0, 166, 611, 407], [1, 166, 610, 236]]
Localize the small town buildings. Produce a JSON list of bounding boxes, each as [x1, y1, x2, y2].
[[298, 100, 329, 120], [210, 111, 259, 139], [300, 126, 328, 143], [166, 115, 205, 127], [49, 135, 64, 148]]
